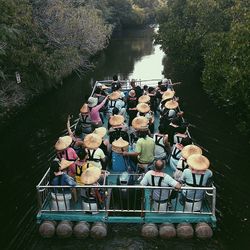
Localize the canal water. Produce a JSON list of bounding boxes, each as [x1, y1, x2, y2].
[[0, 27, 249, 250]]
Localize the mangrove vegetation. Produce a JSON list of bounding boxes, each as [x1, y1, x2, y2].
[[0, 0, 164, 117], [156, 0, 250, 136]]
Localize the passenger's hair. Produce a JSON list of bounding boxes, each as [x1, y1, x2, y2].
[[113, 75, 118, 81], [112, 107, 119, 115], [177, 126, 186, 134], [158, 125, 165, 134], [75, 124, 83, 137], [95, 88, 102, 94], [148, 87, 154, 93], [155, 160, 164, 171], [77, 149, 87, 160], [49, 160, 60, 184], [137, 130, 149, 139], [143, 85, 148, 90], [181, 137, 192, 146], [171, 117, 182, 126]]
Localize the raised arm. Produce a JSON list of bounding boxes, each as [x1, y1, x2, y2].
[[67, 115, 74, 137]]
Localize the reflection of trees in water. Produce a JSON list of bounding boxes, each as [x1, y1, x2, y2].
[[93, 28, 154, 80]]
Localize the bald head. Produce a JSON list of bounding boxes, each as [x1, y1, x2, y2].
[[155, 160, 164, 171]]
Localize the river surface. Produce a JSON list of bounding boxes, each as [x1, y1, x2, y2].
[[0, 27, 249, 250]]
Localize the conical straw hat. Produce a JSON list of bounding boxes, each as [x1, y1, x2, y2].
[[138, 95, 150, 103], [165, 100, 179, 109], [112, 137, 129, 153], [55, 136, 73, 151], [109, 91, 121, 100], [132, 116, 148, 130], [109, 115, 124, 127], [162, 90, 175, 101], [181, 145, 202, 159], [59, 158, 73, 170], [83, 133, 102, 149], [80, 167, 101, 185], [80, 103, 89, 114], [137, 103, 150, 113], [94, 127, 107, 138], [187, 154, 210, 171]]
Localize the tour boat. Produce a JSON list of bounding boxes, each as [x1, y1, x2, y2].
[[36, 79, 216, 239]]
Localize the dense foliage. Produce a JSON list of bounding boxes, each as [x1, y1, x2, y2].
[[156, 0, 250, 136], [0, 0, 163, 117]]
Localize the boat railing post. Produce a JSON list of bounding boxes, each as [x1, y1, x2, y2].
[[36, 186, 43, 211], [212, 186, 216, 216]]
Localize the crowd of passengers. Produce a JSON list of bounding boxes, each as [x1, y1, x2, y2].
[[49, 75, 213, 209]]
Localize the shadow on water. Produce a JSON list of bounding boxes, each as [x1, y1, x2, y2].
[[0, 27, 249, 250]]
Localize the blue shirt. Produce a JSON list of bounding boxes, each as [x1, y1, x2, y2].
[[52, 173, 76, 193]]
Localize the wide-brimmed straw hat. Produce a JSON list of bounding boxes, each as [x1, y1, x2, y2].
[[83, 133, 102, 149], [112, 137, 129, 153], [88, 97, 98, 108], [137, 103, 150, 113], [59, 158, 73, 170], [181, 145, 202, 159], [109, 91, 121, 100], [55, 136, 73, 151], [80, 103, 89, 114], [165, 100, 179, 109], [109, 115, 124, 127], [94, 127, 107, 138], [132, 116, 149, 130], [162, 90, 175, 101], [129, 90, 136, 97], [138, 95, 150, 103], [80, 167, 101, 185], [187, 154, 210, 171]]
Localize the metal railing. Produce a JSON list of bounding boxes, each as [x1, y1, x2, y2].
[[37, 172, 216, 216]]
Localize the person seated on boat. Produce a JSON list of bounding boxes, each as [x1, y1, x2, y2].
[[67, 115, 84, 154], [111, 74, 121, 92], [123, 122, 155, 173], [173, 126, 189, 144], [130, 79, 143, 98], [153, 126, 170, 163], [93, 127, 109, 169], [83, 133, 106, 170], [126, 90, 138, 126], [169, 136, 193, 172], [88, 95, 109, 129], [173, 145, 202, 182], [180, 154, 212, 205], [159, 99, 178, 126], [55, 135, 79, 177], [108, 115, 129, 144], [148, 87, 156, 112], [49, 158, 77, 202], [163, 116, 189, 147], [107, 91, 126, 117], [77, 103, 92, 135], [159, 90, 176, 115], [136, 103, 154, 134], [143, 85, 148, 95], [140, 159, 181, 206], [80, 166, 105, 212]]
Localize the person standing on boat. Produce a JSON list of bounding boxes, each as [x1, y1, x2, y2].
[[173, 145, 202, 181], [83, 133, 106, 170], [77, 103, 92, 135], [55, 135, 79, 177], [130, 79, 143, 98], [140, 160, 181, 203], [88, 95, 109, 129], [111, 74, 121, 92], [180, 154, 212, 204], [123, 118, 155, 173], [126, 90, 138, 126]]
